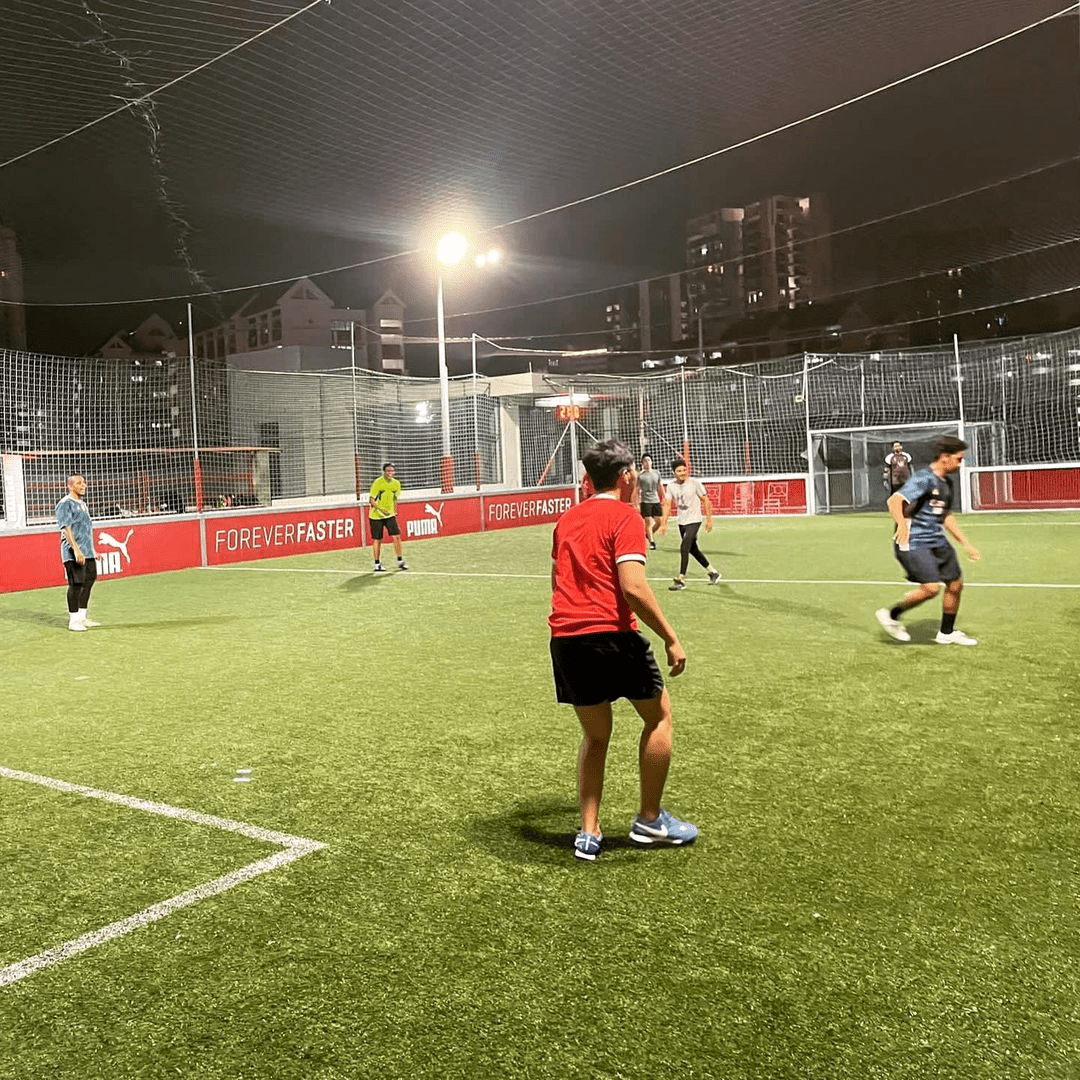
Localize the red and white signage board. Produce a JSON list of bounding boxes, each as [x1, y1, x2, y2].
[[0, 519, 203, 593], [394, 496, 484, 542], [482, 490, 576, 530], [206, 507, 362, 565], [0, 486, 576, 594]]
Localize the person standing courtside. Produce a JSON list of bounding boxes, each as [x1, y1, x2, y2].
[[636, 455, 664, 550], [56, 474, 99, 632], [883, 441, 913, 494], [657, 458, 721, 591], [368, 463, 408, 573]]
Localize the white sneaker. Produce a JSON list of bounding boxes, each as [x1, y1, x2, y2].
[[373, 563, 386, 573], [82, 618, 100, 628], [936, 629, 978, 646], [708, 569, 721, 584], [68, 620, 87, 632], [875, 608, 910, 642]]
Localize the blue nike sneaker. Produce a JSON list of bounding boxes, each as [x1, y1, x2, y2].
[[573, 831, 603, 861], [629, 809, 698, 846]]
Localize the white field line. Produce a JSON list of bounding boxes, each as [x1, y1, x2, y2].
[[0, 766, 325, 989], [199, 566, 1080, 589]]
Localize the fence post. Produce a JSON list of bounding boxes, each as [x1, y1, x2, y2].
[[954, 334, 972, 513], [803, 354, 816, 515]]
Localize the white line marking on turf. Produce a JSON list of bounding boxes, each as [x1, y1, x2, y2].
[[199, 566, 1080, 589], [0, 766, 324, 988]]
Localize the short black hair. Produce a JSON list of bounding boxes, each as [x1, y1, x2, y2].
[[582, 439, 635, 491], [931, 436, 967, 459], [382, 462, 395, 472], [671, 457, 687, 471]]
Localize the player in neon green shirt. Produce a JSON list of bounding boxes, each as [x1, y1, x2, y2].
[[368, 463, 408, 572]]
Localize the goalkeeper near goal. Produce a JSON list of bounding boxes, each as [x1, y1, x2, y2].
[[549, 439, 698, 862]]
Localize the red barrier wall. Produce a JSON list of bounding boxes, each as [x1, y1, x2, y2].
[[206, 507, 362, 564], [974, 467, 1080, 510], [703, 477, 808, 515], [0, 488, 578, 593], [0, 519, 203, 593]]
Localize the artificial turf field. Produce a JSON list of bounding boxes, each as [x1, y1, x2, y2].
[[1, 511, 1078, 1080]]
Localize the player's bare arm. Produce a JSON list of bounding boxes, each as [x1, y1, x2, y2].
[[887, 491, 910, 546], [944, 513, 980, 561], [64, 525, 85, 564], [656, 500, 671, 536], [617, 560, 686, 676], [701, 494, 714, 533]]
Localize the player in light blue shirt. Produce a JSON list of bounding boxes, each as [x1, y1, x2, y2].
[[875, 436, 981, 646], [56, 474, 100, 631]]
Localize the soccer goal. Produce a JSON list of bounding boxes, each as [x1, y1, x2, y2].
[[808, 422, 964, 514]]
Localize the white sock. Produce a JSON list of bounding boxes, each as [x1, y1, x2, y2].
[[69, 612, 82, 624], [77, 608, 87, 621]]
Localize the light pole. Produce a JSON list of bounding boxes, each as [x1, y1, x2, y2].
[[435, 231, 468, 492], [435, 232, 500, 493]]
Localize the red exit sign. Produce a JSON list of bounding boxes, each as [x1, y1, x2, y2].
[[556, 404, 583, 422]]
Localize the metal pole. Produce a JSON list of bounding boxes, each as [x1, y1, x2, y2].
[[859, 356, 866, 428], [187, 301, 203, 511], [638, 385, 646, 458], [803, 353, 816, 515], [953, 333, 971, 513], [350, 319, 360, 499], [569, 384, 580, 504], [679, 367, 690, 466], [472, 332, 481, 490], [437, 273, 453, 492], [742, 376, 751, 475]]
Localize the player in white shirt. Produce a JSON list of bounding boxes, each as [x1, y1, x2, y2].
[[657, 459, 721, 591]]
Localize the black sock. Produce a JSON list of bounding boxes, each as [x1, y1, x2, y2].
[[889, 605, 904, 621], [941, 612, 957, 634]]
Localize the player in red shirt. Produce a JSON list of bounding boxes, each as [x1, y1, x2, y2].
[[550, 438, 699, 861]]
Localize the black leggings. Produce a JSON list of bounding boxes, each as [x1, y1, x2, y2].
[[678, 523, 709, 576], [64, 559, 97, 613]]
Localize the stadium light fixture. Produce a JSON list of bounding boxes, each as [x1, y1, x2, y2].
[[535, 393, 591, 408], [437, 231, 469, 266]]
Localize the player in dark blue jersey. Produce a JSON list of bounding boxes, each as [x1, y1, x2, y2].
[[875, 435, 981, 646]]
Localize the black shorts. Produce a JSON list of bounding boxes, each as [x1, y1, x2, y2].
[[550, 630, 664, 707], [370, 515, 400, 540], [640, 502, 662, 518], [894, 543, 961, 585], [64, 559, 97, 587]]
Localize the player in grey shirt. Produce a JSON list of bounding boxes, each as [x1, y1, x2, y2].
[[636, 455, 664, 550], [56, 473, 99, 631], [657, 458, 721, 590]]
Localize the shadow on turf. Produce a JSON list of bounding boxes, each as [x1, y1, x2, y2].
[[338, 574, 392, 593], [0, 609, 59, 627], [469, 796, 650, 865]]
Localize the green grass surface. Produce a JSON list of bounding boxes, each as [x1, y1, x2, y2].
[[1, 512, 1078, 1080]]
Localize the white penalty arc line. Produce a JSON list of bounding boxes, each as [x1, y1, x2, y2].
[[199, 566, 1080, 589], [0, 766, 325, 989]]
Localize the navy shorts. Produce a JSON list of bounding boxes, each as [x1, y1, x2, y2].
[[894, 543, 962, 585], [550, 630, 664, 707], [640, 502, 662, 518], [370, 515, 400, 540]]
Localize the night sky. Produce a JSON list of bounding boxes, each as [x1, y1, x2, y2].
[[0, 0, 1077, 368]]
